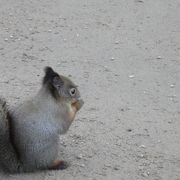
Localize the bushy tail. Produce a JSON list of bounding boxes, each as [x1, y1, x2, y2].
[[0, 98, 23, 173]]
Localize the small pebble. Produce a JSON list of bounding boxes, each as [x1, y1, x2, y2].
[[170, 84, 175, 88], [138, 154, 144, 158], [80, 163, 85, 167], [4, 38, 8, 41], [115, 41, 119, 44], [157, 56, 162, 59], [129, 74, 135, 78], [113, 166, 119, 170], [139, 144, 146, 148], [168, 120, 172, 124], [127, 128, 133, 132], [141, 172, 149, 177], [76, 154, 83, 159]]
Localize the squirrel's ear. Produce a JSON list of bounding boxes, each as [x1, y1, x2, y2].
[[44, 66, 54, 75], [43, 66, 64, 87]]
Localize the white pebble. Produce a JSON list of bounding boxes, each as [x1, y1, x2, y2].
[[157, 56, 162, 59], [140, 154, 144, 158], [76, 154, 83, 159], [143, 90, 148, 94], [129, 74, 135, 78], [142, 172, 149, 177], [139, 144, 146, 148]]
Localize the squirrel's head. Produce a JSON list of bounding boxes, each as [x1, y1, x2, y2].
[[42, 66, 81, 102]]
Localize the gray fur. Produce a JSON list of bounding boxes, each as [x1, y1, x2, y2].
[[0, 67, 84, 173]]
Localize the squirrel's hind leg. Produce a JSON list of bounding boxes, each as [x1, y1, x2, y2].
[[48, 160, 69, 170]]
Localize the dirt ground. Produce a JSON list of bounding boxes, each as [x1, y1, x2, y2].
[[0, 0, 180, 179]]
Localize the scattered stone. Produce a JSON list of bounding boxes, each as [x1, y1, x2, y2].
[[141, 172, 149, 177], [157, 56, 162, 59], [115, 41, 119, 44], [76, 154, 83, 159], [143, 90, 148, 94], [113, 166, 119, 170], [4, 38, 8, 41], [127, 128, 133, 132], [80, 163, 85, 167], [87, 154, 93, 158], [170, 84, 175, 88], [139, 144, 146, 148], [110, 57, 115, 61], [129, 74, 135, 78], [138, 154, 144, 158]]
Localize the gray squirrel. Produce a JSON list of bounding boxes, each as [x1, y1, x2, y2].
[[0, 66, 84, 173]]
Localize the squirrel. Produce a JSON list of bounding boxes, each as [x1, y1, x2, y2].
[[0, 66, 84, 173]]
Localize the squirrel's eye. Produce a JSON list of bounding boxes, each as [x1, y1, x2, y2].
[[70, 88, 76, 96]]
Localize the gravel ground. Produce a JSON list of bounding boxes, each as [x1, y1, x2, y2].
[[0, 0, 180, 179]]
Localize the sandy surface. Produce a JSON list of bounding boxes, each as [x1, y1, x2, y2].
[[0, 0, 180, 179]]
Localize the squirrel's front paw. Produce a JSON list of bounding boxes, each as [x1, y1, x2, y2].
[[49, 160, 69, 170], [72, 99, 84, 111]]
